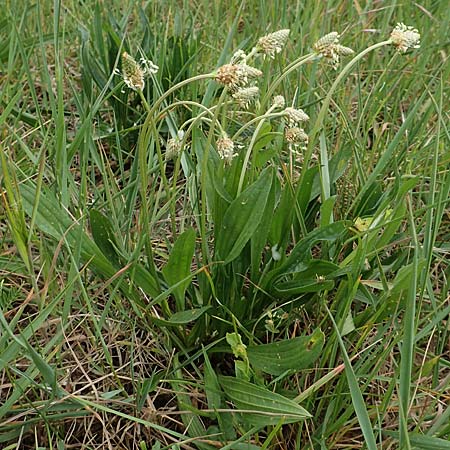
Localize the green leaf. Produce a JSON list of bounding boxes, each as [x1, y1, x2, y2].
[[269, 182, 295, 249], [384, 431, 450, 449], [162, 228, 196, 311], [89, 209, 120, 267], [247, 329, 325, 375], [326, 307, 378, 450], [274, 279, 335, 296], [216, 168, 273, 264], [226, 332, 248, 359], [203, 351, 236, 440], [255, 145, 279, 168], [320, 195, 336, 227], [265, 222, 348, 288], [204, 353, 222, 410], [251, 178, 276, 280], [252, 122, 273, 153], [297, 166, 316, 215], [168, 306, 211, 324], [219, 376, 311, 427], [272, 260, 341, 297], [341, 312, 355, 337], [19, 182, 160, 298]]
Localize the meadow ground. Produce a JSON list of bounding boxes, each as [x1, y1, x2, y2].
[[0, 1, 449, 449]]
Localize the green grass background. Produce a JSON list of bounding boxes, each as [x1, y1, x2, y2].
[[0, 0, 449, 449]]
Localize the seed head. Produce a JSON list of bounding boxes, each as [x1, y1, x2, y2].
[[216, 134, 237, 164], [230, 49, 247, 64], [121, 52, 145, 91], [313, 32, 340, 54], [273, 95, 286, 109], [313, 32, 354, 69], [166, 130, 185, 160], [285, 127, 309, 148], [256, 29, 290, 58], [390, 23, 420, 53], [120, 52, 159, 91], [284, 107, 310, 125], [215, 64, 247, 90], [334, 45, 355, 56], [240, 64, 263, 80], [215, 63, 262, 92], [232, 86, 259, 108]]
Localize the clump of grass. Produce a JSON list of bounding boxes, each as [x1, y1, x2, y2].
[[1, 1, 449, 449]]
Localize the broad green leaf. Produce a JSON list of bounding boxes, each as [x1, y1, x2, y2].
[[255, 145, 279, 168], [162, 228, 196, 311], [297, 165, 316, 215], [216, 168, 273, 264], [203, 351, 236, 440], [273, 279, 335, 296], [251, 178, 276, 280], [219, 376, 311, 427], [252, 122, 273, 153], [265, 222, 348, 288], [204, 353, 222, 410], [320, 195, 336, 227], [383, 431, 450, 449], [247, 329, 325, 375], [168, 306, 211, 324], [19, 183, 160, 297], [272, 260, 341, 297], [269, 182, 295, 248], [89, 209, 121, 267]]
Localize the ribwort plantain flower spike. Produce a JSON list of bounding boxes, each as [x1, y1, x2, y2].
[[216, 134, 237, 164], [215, 63, 262, 92], [256, 29, 290, 58], [285, 127, 309, 149], [230, 49, 247, 64], [215, 64, 245, 90], [166, 130, 185, 160], [390, 23, 421, 53], [121, 52, 159, 91], [273, 95, 286, 109], [232, 86, 260, 109], [313, 32, 354, 69], [284, 107, 310, 125]]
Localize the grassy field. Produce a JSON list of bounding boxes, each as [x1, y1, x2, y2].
[[1, 0, 449, 449]]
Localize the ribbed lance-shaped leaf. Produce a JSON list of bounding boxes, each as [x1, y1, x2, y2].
[[89, 209, 121, 267], [20, 183, 115, 275], [274, 279, 335, 296], [19, 183, 159, 297], [168, 306, 211, 324], [265, 221, 348, 288], [247, 329, 325, 375], [250, 177, 276, 280], [272, 260, 341, 297], [216, 168, 273, 264], [162, 228, 196, 311], [384, 432, 450, 449], [219, 376, 311, 427], [269, 182, 295, 248]]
